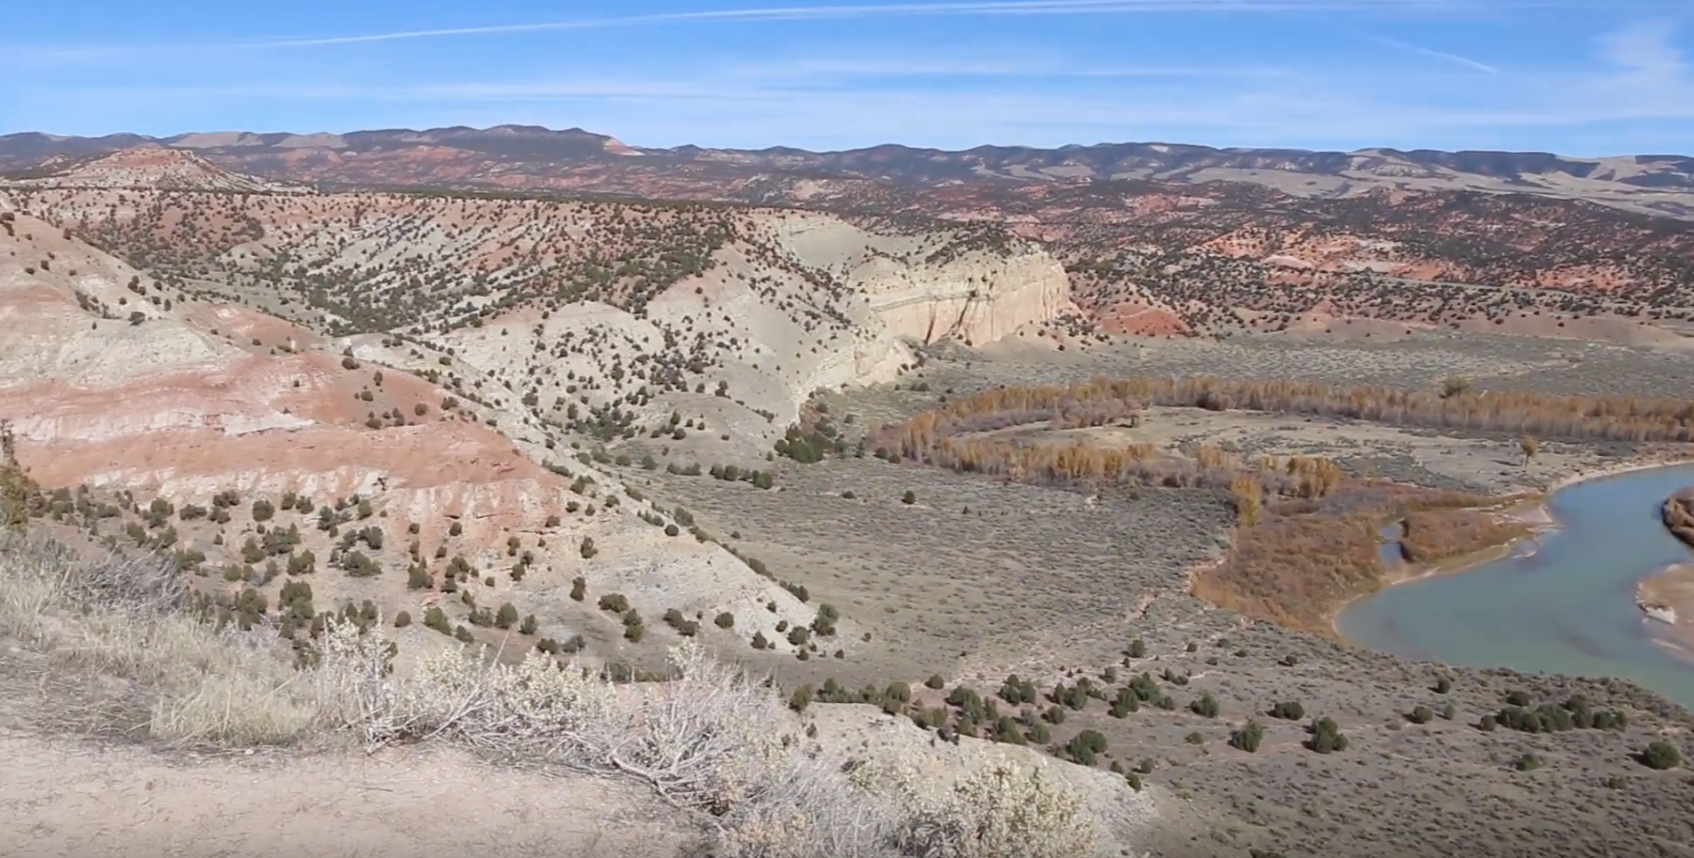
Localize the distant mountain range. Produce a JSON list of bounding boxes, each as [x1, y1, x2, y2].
[[3, 124, 1693, 219]]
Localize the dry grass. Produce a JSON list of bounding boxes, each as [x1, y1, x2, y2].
[[1194, 486, 1522, 635], [873, 379, 1344, 498], [871, 374, 1663, 635], [878, 375, 1694, 453], [1399, 509, 1531, 565], [0, 535, 322, 744], [0, 532, 1129, 858]]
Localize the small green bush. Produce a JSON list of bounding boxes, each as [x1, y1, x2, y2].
[[789, 685, 813, 712], [1306, 717, 1348, 754], [1229, 720, 1264, 752], [1642, 741, 1683, 770]]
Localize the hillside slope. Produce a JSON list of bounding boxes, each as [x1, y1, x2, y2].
[[5, 177, 1076, 443], [8, 134, 1690, 344], [4, 125, 1691, 217], [0, 196, 834, 675], [0, 161, 1081, 682]]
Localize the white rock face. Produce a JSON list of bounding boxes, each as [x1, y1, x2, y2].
[[855, 248, 1077, 346], [756, 211, 1078, 347]]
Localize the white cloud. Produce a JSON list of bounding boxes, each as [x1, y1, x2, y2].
[[1595, 20, 1684, 80]]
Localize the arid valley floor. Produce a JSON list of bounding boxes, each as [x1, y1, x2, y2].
[[2, 140, 1694, 858]]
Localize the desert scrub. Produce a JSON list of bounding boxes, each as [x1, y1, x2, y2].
[[1195, 483, 1518, 634], [3, 531, 1133, 857], [1229, 720, 1265, 752], [1306, 717, 1349, 754], [1641, 740, 1682, 770], [0, 535, 322, 744], [886, 755, 1101, 858], [1399, 508, 1529, 564]]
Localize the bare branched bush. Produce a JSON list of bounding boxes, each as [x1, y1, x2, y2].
[[3, 537, 1131, 857], [0, 535, 319, 744], [316, 622, 1123, 856], [890, 758, 1101, 858]]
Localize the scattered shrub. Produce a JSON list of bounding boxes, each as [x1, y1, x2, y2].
[[1229, 720, 1265, 752], [1641, 741, 1683, 770], [1306, 717, 1348, 754]]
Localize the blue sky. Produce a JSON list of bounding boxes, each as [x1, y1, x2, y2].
[[3, 0, 1691, 155]]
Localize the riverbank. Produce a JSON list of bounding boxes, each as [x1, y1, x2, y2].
[[1636, 563, 1694, 662], [1642, 486, 1694, 663], [1328, 506, 1538, 638], [1331, 454, 1694, 645]]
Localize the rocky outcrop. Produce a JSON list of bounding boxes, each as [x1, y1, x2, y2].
[[853, 246, 1078, 346], [757, 212, 1078, 349]]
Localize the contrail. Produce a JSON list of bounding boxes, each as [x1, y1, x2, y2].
[[246, 0, 1562, 49], [14, 0, 1604, 61], [1360, 33, 1501, 74]]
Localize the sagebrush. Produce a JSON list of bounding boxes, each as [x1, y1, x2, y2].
[[0, 534, 1136, 858]]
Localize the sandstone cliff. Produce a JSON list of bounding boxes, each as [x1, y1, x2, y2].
[[759, 211, 1079, 348], [852, 245, 1077, 346]]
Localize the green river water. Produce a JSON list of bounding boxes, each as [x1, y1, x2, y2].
[[1336, 462, 1694, 710]]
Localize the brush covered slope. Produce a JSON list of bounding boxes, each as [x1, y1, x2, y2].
[[0, 167, 1076, 677], [9, 131, 1691, 344], [0, 161, 1145, 858], [0, 195, 823, 676], [6, 153, 1694, 858]]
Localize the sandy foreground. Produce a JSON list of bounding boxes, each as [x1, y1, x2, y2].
[[0, 731, 689, 858]]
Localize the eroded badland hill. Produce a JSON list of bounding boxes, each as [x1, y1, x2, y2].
[[3, 148, 1694, 858]]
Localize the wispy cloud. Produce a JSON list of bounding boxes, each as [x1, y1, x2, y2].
[[245, 0, 1594, 49], [4, 8, 1687, 155], [723, 57, 1286, 78], [2, 0, 1616, 67], [1357, 32, 1499, 73], [1595, 19, 1685, 82]]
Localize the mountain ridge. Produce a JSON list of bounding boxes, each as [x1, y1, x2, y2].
[[4, 125, 1692, 220]]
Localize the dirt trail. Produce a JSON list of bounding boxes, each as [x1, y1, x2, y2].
[[0, 731, 690, 858]]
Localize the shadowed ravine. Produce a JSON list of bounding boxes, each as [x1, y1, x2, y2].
[[1338, 463, 1694, 709]]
